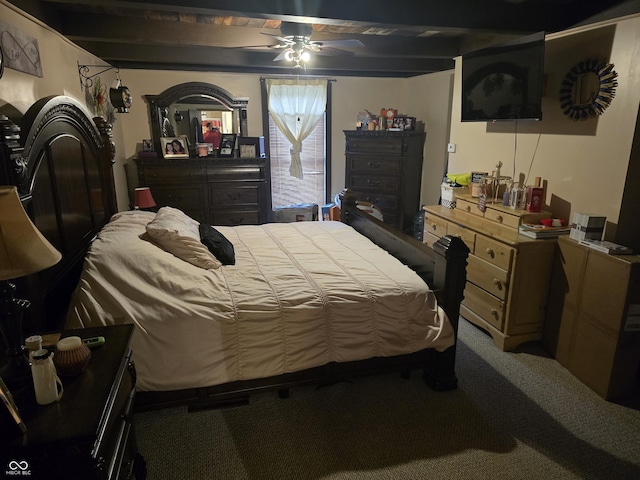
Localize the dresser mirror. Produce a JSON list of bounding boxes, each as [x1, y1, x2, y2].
[[145, 82, 248, 155]]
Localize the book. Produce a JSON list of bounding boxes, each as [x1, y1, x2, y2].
[[578, 239, 633, 255], [519, 223, 571, 239]]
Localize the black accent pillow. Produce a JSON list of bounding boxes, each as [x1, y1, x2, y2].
[[199, 224, 235, 265]]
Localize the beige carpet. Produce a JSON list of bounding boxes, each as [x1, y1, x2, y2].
[[134, 319, 640, 479]]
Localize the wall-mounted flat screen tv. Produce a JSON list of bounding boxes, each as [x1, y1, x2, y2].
[[461, 32, 545, 122]]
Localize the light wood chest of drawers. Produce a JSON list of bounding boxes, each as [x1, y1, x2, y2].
[[424, 194, 556, 351]]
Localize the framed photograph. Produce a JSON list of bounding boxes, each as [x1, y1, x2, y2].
[[142, 138, 153, 151], [238, 136, 264, 158], [161, 136, 189, 159], [218, 133, 237, 158]]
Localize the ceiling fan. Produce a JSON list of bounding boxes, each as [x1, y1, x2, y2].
[[249, 22, 364, 68]]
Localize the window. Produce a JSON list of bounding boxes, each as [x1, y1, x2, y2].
[[268, 113, 325, 207], [261, 78, 332, 208]]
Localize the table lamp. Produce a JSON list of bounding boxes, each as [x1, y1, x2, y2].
[[134, 187, 156, 211], [0, 186, 62, 387]]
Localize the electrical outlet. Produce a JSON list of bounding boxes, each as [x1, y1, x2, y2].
[[447, 143, 456, 153]]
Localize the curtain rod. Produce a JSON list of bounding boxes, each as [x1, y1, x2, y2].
[[260, 75, 336, 82]]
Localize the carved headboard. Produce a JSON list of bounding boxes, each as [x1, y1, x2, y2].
[[0, 96, 117, 333]]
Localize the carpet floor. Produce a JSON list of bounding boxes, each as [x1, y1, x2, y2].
[[134, 319, 640, 479]]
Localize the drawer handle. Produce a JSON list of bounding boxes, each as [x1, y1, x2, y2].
[[492, 279, 503, 290], [366, 179, 380, 187], [490, 308, 499, 318], [495, 215, 503, 223], [430, 223, 437, 231], [485, 248, 495, 258], [466, 205, 471, 212], [367, 161, 381, 169]]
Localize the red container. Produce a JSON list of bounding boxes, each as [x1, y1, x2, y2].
[[526, 186, 544, 213]]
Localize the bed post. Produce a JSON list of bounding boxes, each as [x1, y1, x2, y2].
[[424, 235, 469, 390]]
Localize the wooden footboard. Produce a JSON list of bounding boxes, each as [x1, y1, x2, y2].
[[339, 189, 469, 391]]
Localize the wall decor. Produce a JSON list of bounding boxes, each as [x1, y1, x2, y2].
[[218, 134, 237, 157], [559, 58, 618, 121], [0, 20, 43, 77], [91, 76, 116, 124]]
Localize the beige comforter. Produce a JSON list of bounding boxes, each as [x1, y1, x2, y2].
[[66, 211, 454, 391]]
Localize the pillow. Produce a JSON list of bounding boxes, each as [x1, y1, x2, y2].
[[199, 224, 235, 265], [145, 206, 222, 270]]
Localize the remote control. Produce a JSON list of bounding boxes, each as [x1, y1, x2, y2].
[[82, 336, 106, 348]]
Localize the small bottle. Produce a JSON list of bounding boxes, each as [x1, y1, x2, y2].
[[31, 349, 64, 405]]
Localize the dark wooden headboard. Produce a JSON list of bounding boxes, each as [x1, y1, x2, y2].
[[0, 96, 117, 334]]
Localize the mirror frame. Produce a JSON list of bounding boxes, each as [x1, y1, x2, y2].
[[145, 82, 248, 154]]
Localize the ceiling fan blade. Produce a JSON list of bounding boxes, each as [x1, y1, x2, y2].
[[314, 47, 357, 57], [261, 32, 295, 45], [273, 49, 290, 62], [312, 39, 364, 48]]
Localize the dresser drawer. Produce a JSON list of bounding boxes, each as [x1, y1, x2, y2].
[[462, 282, 505, 330], [424, 212, 448, 237], [474, 235, 514, 270], [466, 254, 509, 300], [209, 185, 261, 206], [455, 198, 484, 217], [355, 192, 398, 211], [211, 209, 261, 226], [142, 164, 205, 183], [423, 232, 441, 249], [346, 136, 404, 154], [348, 155, 401, 175], [207, 165, 265, 181], [484, 206, 521, 229], [446, 223, 476, 253], [348, 174, 399, 193]]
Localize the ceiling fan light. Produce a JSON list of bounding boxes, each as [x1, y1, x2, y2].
[[284, 50, 294, 62], [301, 51, 310, 62]]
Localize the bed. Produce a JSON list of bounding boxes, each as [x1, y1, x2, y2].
[[0, 95, 469, 412]]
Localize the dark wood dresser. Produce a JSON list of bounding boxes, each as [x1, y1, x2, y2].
[[344, 130, 426, 232], [135, 157, 272, 225], [0, 324, 145, 479]]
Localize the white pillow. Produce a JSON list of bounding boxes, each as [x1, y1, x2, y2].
[[145, 206, 222, 270]]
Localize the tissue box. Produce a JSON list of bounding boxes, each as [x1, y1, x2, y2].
[[570, 213, 606, 241], [441, 184, 466, 209]]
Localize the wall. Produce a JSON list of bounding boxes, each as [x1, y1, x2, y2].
[[0, 1, 128, 204], [446, 14, 640, 234]]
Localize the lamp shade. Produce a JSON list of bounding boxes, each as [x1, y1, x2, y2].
[[0, 186, 62, 281], [134, 187, 156, 209]]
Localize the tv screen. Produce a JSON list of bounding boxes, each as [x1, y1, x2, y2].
[[461, 32, 545, 122]]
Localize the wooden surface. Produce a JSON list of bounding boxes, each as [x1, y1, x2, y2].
[[544, 236, 640, 400], [344, 130, 425, 232], [424, 200, 556, 351], [135, 157, 272, 225], [0, 325, 142, 479]]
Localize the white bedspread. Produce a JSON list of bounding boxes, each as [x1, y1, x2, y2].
[[66, 211, 454, 391]]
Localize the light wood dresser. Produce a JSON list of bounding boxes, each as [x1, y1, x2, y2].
[[424, 193, 556, 351]]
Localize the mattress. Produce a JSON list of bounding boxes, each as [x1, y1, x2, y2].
[[66, 210, 454, 391]]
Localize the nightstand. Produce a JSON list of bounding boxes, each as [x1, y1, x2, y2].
[[0, 324, 146, 479]]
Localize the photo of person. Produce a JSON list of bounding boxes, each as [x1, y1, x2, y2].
[[161, 136, 189, 158]]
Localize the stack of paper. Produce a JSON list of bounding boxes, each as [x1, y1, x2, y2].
[[518, 223, 572, 239]]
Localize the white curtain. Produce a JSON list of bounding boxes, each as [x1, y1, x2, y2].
[[266, 78, 327, 179]]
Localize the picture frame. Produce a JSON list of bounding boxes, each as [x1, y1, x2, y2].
[[218, 133, 237, 158], [142, 138, 154, 152], [238, 136, 264, 158], [161, 136, 189, 159]]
